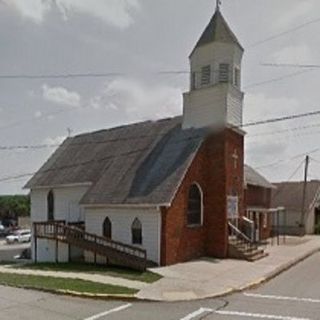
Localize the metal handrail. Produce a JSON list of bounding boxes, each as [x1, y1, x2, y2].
[[242, 216, 254, 225], [228, 221, 253, 244]]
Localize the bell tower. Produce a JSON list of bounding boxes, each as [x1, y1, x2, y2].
[[182, 5, 244, 130]]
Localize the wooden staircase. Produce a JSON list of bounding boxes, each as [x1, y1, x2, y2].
[[228, 221, 268, 262], [34, 222, 147, 271]]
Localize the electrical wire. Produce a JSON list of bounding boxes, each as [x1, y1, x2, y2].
[[271, 159, 306, 201], [2, 109, 320, 151], [248, 16, 320, 49]]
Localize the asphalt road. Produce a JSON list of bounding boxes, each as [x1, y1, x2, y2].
[[0, 253, 319, 320], [0, 240, 30, 262]]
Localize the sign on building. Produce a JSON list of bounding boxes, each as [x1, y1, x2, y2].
[[227, 196, 239, 219]]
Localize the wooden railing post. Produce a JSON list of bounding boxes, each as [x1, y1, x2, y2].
[[94, 235, 97, 265]]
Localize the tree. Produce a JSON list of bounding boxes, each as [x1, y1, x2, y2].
[[0, 195, 30, 220]]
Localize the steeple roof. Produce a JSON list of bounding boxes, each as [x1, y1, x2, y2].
[[191, 9, 243, 56]]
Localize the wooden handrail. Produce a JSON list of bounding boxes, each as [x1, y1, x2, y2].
[[34, 221, 147, 263]]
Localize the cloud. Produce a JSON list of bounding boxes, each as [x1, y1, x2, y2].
[[244, 93, 299, 167], [34, 111, 42, 118], [275, 1, 315, 30], [3, 0, 51, 23], [42, 84, 81, 107], [90, 78, 182, 121], [272, 44, 314, 64], [4, 0, 140, 27]]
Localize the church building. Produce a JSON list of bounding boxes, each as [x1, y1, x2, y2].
[[26, 5, 265, 269]]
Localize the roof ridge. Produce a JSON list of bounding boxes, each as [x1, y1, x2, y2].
[[72, 116, 182, 139]]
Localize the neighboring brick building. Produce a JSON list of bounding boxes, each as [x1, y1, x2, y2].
[[27, 7, 263, 267], [244, 165, 275, 242]]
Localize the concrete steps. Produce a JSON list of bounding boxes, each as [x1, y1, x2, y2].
[[228, 238, 268, 262]]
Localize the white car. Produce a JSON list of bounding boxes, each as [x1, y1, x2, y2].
[[6, 230, 31, 244]]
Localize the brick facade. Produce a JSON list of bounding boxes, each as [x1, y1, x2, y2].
[[160, 128, 244, 266]]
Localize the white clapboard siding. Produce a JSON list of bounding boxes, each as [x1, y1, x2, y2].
[[85, 207, 161, 264], [30, 185, 89, 262], [30, 185, 89, 223]]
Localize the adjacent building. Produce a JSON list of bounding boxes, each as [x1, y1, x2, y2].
[[271, 180, 320, 235]]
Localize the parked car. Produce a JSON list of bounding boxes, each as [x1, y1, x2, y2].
[[6, 229, 31, 244]]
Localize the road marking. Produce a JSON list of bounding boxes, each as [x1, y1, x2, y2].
[[179, 307, 213, 320], [84, 303, 132, 320], [216, 310, 311, 320], [244, 293, 320, 304]]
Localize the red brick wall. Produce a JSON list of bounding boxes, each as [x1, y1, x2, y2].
[[245, 186, 271, 208], [160, 128, 244, 266]]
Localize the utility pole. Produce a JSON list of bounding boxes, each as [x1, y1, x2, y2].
[[300, 155, 310, 234]]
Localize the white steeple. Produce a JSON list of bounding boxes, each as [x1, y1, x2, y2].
[[182, 7, 244, 130]]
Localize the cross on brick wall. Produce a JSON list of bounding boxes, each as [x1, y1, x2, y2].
[[232, 149, 238, 169]]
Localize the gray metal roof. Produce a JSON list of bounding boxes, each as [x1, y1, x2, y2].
[[191, 10, 243, 56], [244, 165, 274, 189], [26, 117, 207, 206]]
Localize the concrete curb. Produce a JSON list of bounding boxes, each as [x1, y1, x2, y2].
[[136, 246, 320, 302], [0, 284, 138, 301], [241, 247, 320, 292], [2, 247, 319, 303]]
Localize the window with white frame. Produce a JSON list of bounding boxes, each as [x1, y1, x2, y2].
[[219, 63, 230, 83], [187, 183, 203, 226], [201, 65, 211, 86]]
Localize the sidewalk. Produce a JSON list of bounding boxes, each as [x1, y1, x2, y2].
[[137, 236, 320, 301], [0, 266, 148, 290]]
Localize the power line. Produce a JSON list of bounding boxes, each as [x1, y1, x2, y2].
[[244, 68, 314, 90], [248, 16, 320, 49], [262, 63, 320, 69], [253, 147, 320, 171], [2, 109, 320, 151], [271, 159, 306, 201], [240, 109, 320, 128], [247, 122, 320, 138], [0, 70, 225, 80]]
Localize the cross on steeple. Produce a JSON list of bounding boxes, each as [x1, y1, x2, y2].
[[216, 0, 222, 11]]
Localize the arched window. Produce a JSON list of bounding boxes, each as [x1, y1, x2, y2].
[[131, 218, 142, 245], [47, 190, 55, 221], [187, 183, 203, 226], [103, 217, 112, 239]]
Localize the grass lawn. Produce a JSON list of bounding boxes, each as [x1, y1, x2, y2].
[[13, 262, 162, 283], [0, 272, 137, 295]]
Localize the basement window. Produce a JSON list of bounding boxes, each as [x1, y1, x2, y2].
[[201, 65, 211, 86]]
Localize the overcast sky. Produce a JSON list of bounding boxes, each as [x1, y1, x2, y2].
[[1, 0, 320, 194]]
